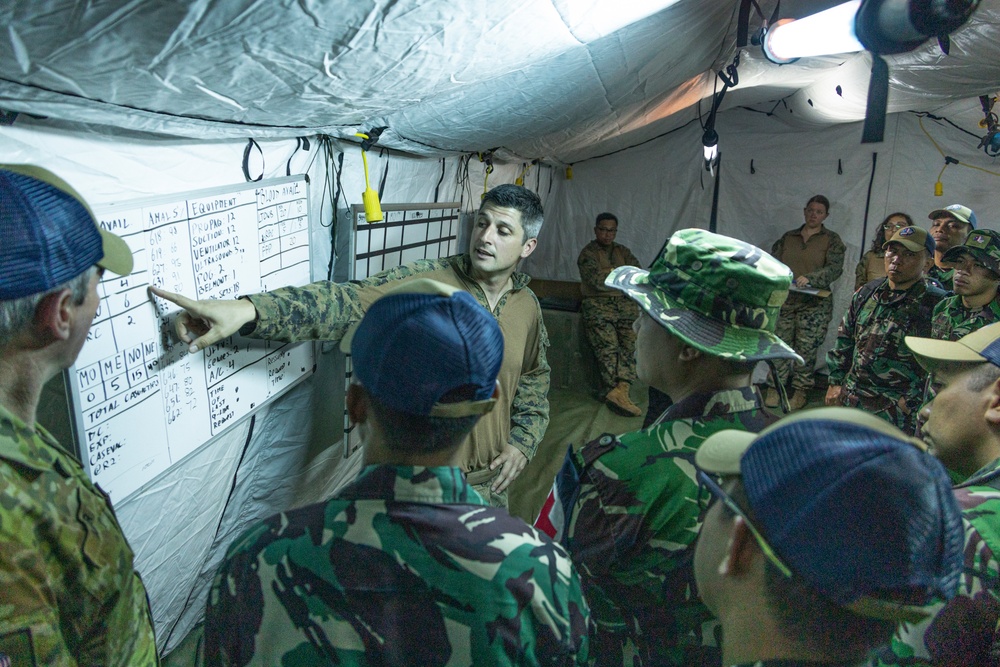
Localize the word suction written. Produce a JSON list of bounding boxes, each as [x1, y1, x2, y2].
[[72, 178, 314, 503]]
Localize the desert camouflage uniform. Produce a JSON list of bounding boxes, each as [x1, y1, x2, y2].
[[0, 403, 158, 667], [204, 464, 590, 666], [771, 227, 846, 390], [931, 294, 1000, 341], [245, 254, 550, 506], [871, 457, 1000, 667], [578, 240, 641, 393], [827, 277, 946, 435], [536, 387, 777, 666], [927, 264, 955, 293]]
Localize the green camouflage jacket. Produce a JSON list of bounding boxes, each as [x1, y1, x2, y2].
[[930, 294, 1000, 341], [0, 403, 158, 667], [827, 278, 946, 433], [204, 465, 591, 666], [245, 254, 550, 467], [872, 457, 1000, 667], [537, 387, 777, 666], [927, 264, 955, 293], [578, 240, 640, 299]]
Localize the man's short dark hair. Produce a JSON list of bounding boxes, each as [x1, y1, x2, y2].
[[365, 386, 482, 455], [481, 184, 544, 241], [721, 480, 896, 661], [596, 212, 618, 226]]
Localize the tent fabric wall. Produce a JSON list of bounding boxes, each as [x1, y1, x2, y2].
[[524, 103, 999, 367], [3, 101, 997, 654]]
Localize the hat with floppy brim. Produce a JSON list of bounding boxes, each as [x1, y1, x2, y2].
[[607, 265, 803, 363]]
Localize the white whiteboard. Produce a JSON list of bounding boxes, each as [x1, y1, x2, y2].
[[68, 176, 315, 504]]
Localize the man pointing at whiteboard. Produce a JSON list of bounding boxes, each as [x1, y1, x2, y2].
[[152, 184, 548, 508], [0, 166, 158, 666]]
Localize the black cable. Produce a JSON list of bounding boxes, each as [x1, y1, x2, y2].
[[158, 415, 256, 653], [859, 152, 879, 256], [433, 158, 446, 202]]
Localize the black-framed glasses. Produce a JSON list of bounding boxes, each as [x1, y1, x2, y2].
[[696, 470, 793, 578]]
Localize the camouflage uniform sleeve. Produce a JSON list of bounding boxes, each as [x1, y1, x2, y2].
[[577, 244, 612, 293], [804, 230, 846, 290], [508, 298, 551, 460], [244, 257, 454, 342], [826, 294, 858, 386], [930, 298, 950, 340], [245, 280, 364, 342], [770, 234, 785, 261], [624, 245, 641, 269]]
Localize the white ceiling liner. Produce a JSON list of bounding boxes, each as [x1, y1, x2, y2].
[[1, 1, 997, 163]]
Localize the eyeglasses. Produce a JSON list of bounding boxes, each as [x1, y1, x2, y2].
[[884, 222, 907, 231], [696, 470, 793, 578]]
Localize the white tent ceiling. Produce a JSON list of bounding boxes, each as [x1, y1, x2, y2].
[[2, 1, 998, 164]]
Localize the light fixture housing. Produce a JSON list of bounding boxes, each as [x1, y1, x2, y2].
[[762, 0, 980, 63]]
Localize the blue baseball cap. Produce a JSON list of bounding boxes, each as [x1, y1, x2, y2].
[[0, 165, 133, 300], [696, 407, 963, 622], [341, 279, 502, 417]]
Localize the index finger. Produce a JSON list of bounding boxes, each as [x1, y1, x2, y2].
[[149, 285, 198, 311]]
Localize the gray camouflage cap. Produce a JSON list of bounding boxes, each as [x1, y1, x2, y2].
[[606, 228, 802, 362], [942, 228, 1000, 277]]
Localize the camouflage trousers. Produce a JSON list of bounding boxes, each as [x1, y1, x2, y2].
[[840, 391, 918, 436], [582, 296, 639, 393], [772, 296, 834, 390]]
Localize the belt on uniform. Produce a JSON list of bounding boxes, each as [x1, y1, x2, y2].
[[465, 467, 499, 486]]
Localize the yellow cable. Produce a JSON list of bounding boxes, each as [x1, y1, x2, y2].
[[919, 117, 1000, 178]]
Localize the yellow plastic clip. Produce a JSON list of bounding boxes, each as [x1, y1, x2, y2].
[[355, 132, 383, 222]]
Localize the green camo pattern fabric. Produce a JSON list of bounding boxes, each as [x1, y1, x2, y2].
[[871, 457, 1000, 666], [0, 403, 158, 667], [606, 228, 799, 362], [204, 465, 591, 666], [927, 265, 955, 293], [930, 294, 1000, 341], [827, 277, 946, 434], [555, 387, 777, 666]]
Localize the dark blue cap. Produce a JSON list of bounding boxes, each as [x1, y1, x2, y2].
[[342, 279, 503, 417], [698, 407, 963, 621], [0, 166, 132, 300]]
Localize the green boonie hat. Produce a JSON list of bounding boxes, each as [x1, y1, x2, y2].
[[606, 228, 803, 362], [942, 228, 1000, 277]]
